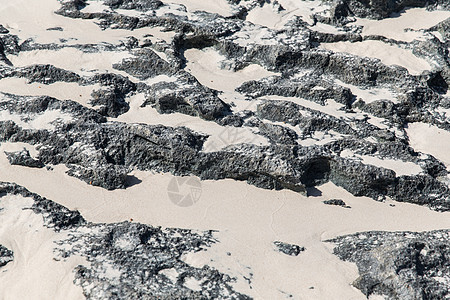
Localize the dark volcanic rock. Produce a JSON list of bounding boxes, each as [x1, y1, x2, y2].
[[0, 182, 251, 298], [339, 0, 450, 20], [113, 49, 177, 80], [90, 89, 130, 118], [0, 245, 13, 267], [58, 222, 251, 299], [12, 64, 81, 84], [103, 0, 164, 11], [238, 74, 354, 107], [0, 25, 9, 34], [323, 199, 350, 208], [4, 148, 44, 168], [0, 182, 86, 231], [273, 241, 305, 256], [142, 73, 232, 121], [327, 230, 450, 299]]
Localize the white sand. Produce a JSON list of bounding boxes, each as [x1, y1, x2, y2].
[[355, 8, 450, 42], [340, 149, 423, 176], [321, 40, 432, 75], [0, 0, 175, 46], [0, 78, 100, 107], [184, 47, 277, 92], [0, 105, 73, 131], [0, 194, 86, 300], [246, 0, 329, 29], [162, 0, 233, 17], [246, 4, 286, 29], [7, 48, 134, 78], [0, 141, 449, 299], [335, 79, 398, 104], [310, 23, 342, 34], [1, 1, 449, 299], [406, 122, 450, 170]]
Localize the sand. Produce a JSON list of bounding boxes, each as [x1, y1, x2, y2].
[[355, 8, 450, 42], [162, 0, 233, 17], [184, 47, 277, 92], [0, 78, 100, 107], [0, 0, 171, 46], [340, 149, 423, 176], [246, 0, 329, 29], [0, 1, 449, 299], [321, 40, 432, 75], [1, 141, 449, 299], [406, 122, 450, 170], [7, 48, 135, 78], [0, 194, 86, 300]]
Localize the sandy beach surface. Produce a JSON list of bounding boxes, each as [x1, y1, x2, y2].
[[0, 0, 449, 299]]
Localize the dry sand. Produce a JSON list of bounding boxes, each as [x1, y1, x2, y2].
[[320, 40, 432, 75], [162, 0, 233, 17], [7, 48, 134, 78], [184, 47, 277, 92], [0, 1, 449, 299], [406, 122, 450, 170], [0, 78, 100, 107], [1, 142, 449, 299], [355, 8, 450, 42], [0, 194, 86, 300]]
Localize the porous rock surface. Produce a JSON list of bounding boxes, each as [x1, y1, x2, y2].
[[0, 0, 449, 298], [327, 230, 450, 299], [0, 182, 251, 299], [0, 245, 13, 267]]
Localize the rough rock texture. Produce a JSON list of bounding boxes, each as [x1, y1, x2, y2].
[[0, 0, 449, 298], [327, 230, 450, 299], [0, 245, 13, 267], [0, 182, 86, 231], [323, 199, 350, 208], [273, 241, 305, 256], [1, 92, 449, 210], [4, 148, 44, 168], [0, 182, 251, 299]]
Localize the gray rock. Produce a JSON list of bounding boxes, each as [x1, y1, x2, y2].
[[4, 148, 44, 168], [323, 199, 350, 208], [0, 25, 9, 34], [0, 245, 13, 267], [273, 241, 305, 256], [0, 181, 251, 299], [327, 230, 450, 299]]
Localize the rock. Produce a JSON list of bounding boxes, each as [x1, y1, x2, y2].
[[46, 27, 64, 31], [4, 148, 44, 168], [0, 245, 13, 267], [258, 122, 298, 145], [237, 73, 354, 107], [323, 199, 351, 208], [0, 25, 9, 34], [340, 0, 450, 20], [273, 241, 305, 256], [0, 182, 86, 230], [89, 89, 130, 118], [59, 222, 251, 299], [0, 181, 251, 299], [327, 230, 450, 299], [113, 49, 177, 80], [103, 0, 164, 11], [12, 64, 81, 84]]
